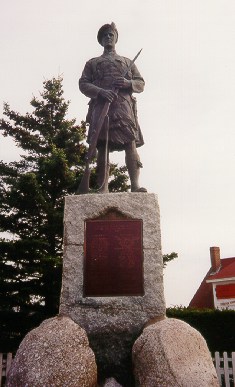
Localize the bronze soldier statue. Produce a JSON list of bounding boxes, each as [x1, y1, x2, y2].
[[78, 22, 147, 193]]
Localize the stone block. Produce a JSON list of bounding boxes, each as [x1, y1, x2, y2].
[[60, 193, 165, 383], [6, 316, 97, 387], [132, 318, 219, 387]]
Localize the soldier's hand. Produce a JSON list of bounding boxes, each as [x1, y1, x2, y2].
[[99, 89, 116, 102], [113, 77, 131, 89]]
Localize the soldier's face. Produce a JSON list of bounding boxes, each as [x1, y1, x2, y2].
[[101, 29, 116, 49]]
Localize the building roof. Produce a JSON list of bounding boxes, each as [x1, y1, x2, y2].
[[206, 257, 235, 282], [189, 257, 235, 309], [189, 268, 214, 309]]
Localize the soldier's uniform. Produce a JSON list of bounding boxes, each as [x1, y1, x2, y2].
[[78, 22, 147, 193], [79, 52, 145, 152]]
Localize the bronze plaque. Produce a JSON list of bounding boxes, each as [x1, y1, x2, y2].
[[84, 219, 143, 296]]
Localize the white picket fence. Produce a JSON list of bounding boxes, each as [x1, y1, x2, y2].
[[214, 352, 235, 387], [0, 351, 234, 386], [0, 353, 13, 387]]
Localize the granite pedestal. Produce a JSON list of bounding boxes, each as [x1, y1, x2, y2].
[[59, 193, 165, 384]]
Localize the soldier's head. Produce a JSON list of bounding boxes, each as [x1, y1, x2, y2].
[[97, 22, 118, 49]]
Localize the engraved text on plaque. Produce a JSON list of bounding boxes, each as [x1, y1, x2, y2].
[[84, 219, 143, 296]]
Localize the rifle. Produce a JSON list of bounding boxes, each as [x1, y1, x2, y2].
[[77, 48, 143, 194]]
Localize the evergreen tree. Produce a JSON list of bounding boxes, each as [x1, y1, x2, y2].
[[0, 76, 129, 350], [163, 252, 178, 268]]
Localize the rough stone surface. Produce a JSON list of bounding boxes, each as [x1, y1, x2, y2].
[[62, 193, 161, 250], [102, 377, 123, 386], [132, 318, 219, 387], [60, 193, 165, 383], [6, 316, 97, 387]]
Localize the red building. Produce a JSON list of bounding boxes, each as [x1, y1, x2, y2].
[[189, 247, 235, 310]]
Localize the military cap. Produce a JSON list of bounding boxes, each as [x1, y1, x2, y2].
[[97, 22, 118, 45]]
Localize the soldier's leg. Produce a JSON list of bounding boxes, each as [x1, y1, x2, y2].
[[96, 144, 110, 193], [125, 141, 147, 192]]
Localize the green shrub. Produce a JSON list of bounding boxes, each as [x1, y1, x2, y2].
[[166, 307, 235, 352]]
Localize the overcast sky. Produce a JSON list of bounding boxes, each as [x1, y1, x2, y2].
[[1, 0, 235, 307]]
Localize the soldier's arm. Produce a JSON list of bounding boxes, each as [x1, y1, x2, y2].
[[79, 60, 102, 99], [130, 63, 145, 93], [113, 78, 132, 89], [112, 62, 145, 93]]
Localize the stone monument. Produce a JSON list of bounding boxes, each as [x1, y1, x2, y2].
[[60, 23, 166, 383], [59, 22, 218, 386], [6, 22, 219, 387], [59, 193, 165, 384]]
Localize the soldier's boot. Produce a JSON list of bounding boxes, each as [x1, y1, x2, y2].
[[125, 142, 147, 193], [96, 145, 110, 193]]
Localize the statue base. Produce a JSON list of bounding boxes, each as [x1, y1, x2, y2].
[[59, 193, 165, 384]]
